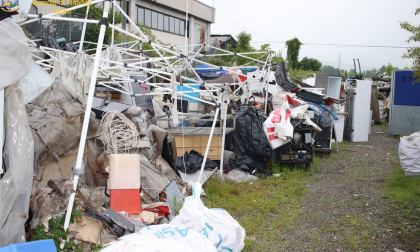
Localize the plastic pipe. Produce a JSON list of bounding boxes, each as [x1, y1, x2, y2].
[[63, 0, 111, 231], [79, 5, 90, 52], [197, 98, 221, 183]]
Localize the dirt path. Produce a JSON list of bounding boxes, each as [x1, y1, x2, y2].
[[277, 124, 411, 251]]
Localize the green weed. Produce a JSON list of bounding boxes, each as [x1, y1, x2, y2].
[[204, 169, 309, 250]]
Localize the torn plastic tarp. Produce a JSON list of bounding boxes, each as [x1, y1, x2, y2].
[[0, 18, 32, 91], [226, 107, 272, 174], [0, 82, 35, 247], [175, 150, 219, 174], [26, 79, 100, 169]]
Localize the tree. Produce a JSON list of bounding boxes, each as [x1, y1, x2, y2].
[[385, 63, 398, 76], [285, 37, 302, 70], [72, 4, 122, 47], [379, 65, 386, 73], [299, 57, 322, 71], [229, 31, 255, 65], [272, 50, 284, 63], [400, 7, 420, 81], [322, 65, 338, 75]]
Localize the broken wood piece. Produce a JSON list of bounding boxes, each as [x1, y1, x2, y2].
[[97, 152, 109, 171]]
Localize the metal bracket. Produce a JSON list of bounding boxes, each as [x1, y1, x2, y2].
[[99, 17, 109, 27], [72, 166, 82, 176]]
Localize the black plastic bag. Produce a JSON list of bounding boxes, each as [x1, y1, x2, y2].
[[226, 107, 272, 174], [175, 150, 219, 174]]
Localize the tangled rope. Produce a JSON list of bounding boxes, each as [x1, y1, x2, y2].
[[100, 110, 140, 154]]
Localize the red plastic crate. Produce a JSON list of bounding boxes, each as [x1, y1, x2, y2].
[[110, 189, 142, 213]]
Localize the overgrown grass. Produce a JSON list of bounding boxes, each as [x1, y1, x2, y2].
[[387, 162, 420, 249], [204, 168, 309, 251]]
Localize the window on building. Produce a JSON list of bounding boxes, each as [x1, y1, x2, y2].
[[144, 9, 151, 27], [163, 16, 169, 31], [169, 17, 175, 33], [174, 18, 180, 34], [151, 11, 158, 29], [158, 13, 164, 30], [180, 20, 185, 36], [136, 5, 186, 36], [137, 8, 144, 25]]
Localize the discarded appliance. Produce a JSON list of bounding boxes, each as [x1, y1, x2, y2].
[[343, 79, 373, 142], [109, 154, 141, 213], [389, 70, 420, 136], [273, 119, 314, 169]]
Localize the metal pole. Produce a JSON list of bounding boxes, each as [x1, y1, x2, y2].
[[184, 0, 188, 58], [111, 1, 115, 45], [79, 5, 90, 52], [63, 0, 111, 231], [121, 0, 126, 44], [219, 108, 227, 176], [197, 98, 221, 183]]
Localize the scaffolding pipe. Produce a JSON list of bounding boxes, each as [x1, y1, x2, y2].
[[63, 0, 111, 231], [197, 98, 221, 183]]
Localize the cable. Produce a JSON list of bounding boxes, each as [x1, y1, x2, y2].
[[250, 41, 412, 49]]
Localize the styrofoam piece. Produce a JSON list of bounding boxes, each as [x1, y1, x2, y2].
[[109, 154, 141, 189]]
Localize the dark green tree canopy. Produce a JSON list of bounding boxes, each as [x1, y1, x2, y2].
[[72, 4, 122, 47], [285, 37, 302, 70], [299, 57, 322, 71]]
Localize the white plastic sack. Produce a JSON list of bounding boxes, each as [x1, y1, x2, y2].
[[0, 82, 35, 246], [100, 224, 216, 252], [170, 183, 246, 252], [398, 132, 420, 176], [0, 18, 32, 91]]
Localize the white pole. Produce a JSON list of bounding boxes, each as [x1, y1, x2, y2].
[[63, 0, 111, 231], [0, 90, 3, 176], [111, 1, 115, 45], [79, 5, 90, 52], [219, 108, 227, 176], [197, 98, 221, 183], [184, 1, 188, 58]]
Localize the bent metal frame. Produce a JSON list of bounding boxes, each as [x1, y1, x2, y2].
[[19, 0, 274, 230]]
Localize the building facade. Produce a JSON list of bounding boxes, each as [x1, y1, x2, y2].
[[128, 0, 215, 49]]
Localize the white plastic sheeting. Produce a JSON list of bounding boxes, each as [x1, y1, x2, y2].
[[50, 51, 93, 97], [0, 18, 32, 91], [20, 61, 54, 104], [0, 82, 35, 246], [11, 0, 31, 23], [398, 132, 420, 176], [101, 224, 217, 252], [170, 182, 246, 252]]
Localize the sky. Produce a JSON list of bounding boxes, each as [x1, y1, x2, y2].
[[199, 0, 419, 71]]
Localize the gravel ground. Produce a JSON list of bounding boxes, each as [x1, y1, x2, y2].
[[276, 124, 413, 252]]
